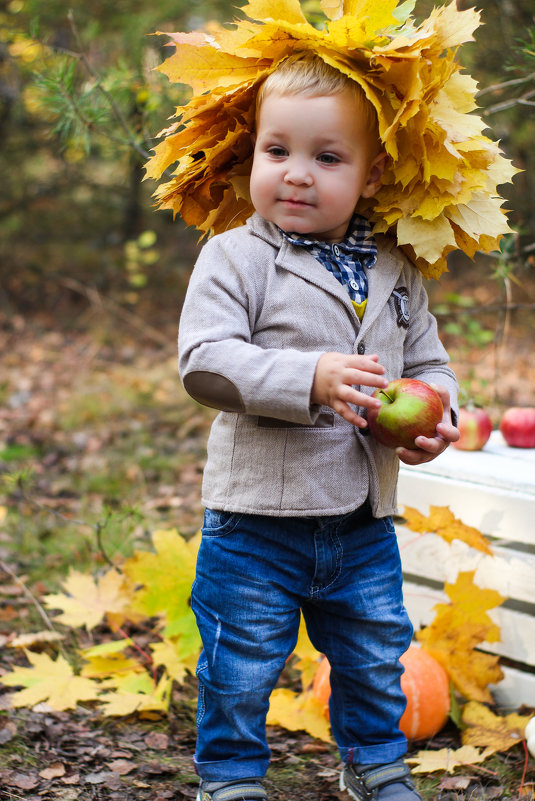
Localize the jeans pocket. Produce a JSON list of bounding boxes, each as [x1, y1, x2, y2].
[[202, 508, 244, 538]]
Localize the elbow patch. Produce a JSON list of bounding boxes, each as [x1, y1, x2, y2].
[[183, 371, 245, 413]]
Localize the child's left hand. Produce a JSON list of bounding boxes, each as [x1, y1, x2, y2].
[[395, 384, 460, 465]]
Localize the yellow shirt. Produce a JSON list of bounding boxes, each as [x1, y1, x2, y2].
[[352, 298, 367, 321]]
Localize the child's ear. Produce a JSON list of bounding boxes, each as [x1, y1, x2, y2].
[[361, 152, 388, 198]]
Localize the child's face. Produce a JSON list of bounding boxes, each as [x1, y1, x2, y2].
[[250, 89, 385, 242]]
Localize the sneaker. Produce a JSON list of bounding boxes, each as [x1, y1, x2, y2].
[[340, 759, 422, 800], [196, 780, 268, 801]]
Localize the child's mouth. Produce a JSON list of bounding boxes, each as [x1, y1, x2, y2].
[[280, 198, 312, 208]]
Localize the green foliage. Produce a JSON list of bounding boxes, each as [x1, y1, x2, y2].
[[433, 293, 496, 350]]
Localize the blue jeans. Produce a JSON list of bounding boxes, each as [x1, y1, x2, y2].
[[191, 503, 413, 781]]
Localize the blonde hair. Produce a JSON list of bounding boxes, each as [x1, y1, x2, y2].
[[256, 54, 379, 138]]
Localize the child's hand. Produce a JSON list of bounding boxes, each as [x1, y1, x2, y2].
[[311, 352, 388, 428], [395, 384, 460, 465]]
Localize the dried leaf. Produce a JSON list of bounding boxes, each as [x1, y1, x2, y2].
[[292, 614, 322, 690], [144, 731, 169, 750], [98, 673, 171, 717], [416, 571, 505, 702], [150, 636, 200, 684], [461, 701, 532, 755], [43, 568, 132, 631], [0, 650, 101, 711], [407, 745, 494, 774], [266, 688, 332, 743], [4, 771, 40, 790], [10, 630, 64, 648], [402, 505, 493, 555], [108, 759, 137, 775], [147, 0, 518, 275], [39, 762, 66, 780]]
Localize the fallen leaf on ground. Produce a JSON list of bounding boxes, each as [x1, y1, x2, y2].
[[461, 700, 531, 754], [144, 730, 169, 750], [10, 630, 64, 648], [39, 762, 66, 779], [266, 689, 331, 743], [122, 528, 197, 636], [108, 758, 137, 774], [43, 568, 132, 631], [3, 771, 40, 790], [0, 720, 17, 743], [407, 744, 494, 773], [0, 650, 101, 711]]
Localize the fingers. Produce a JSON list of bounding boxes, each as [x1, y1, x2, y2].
[[396, 436, 447, 465]]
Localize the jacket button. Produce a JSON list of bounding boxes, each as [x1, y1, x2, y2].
[[357, 342, 365, 355]]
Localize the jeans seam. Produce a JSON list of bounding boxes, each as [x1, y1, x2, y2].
[[310, 528, 343, 597]]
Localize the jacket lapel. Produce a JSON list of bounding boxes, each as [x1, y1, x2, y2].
[[248, 214, 405, 330]]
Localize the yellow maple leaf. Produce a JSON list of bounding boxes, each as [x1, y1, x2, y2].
[[122, 528, 197, 636], [396, 214, 458, 265], [461, 701, 532, 755], [150, 636, 201, 684], [97, 673, 171, 717], [407, 744, 494, 774], [266, 688, 332, 743], [43, 568, 132, 631], [402, 505, 493, 555], [157, 47, 270, 94], [81, 655, 143, 680], [79, 639, 143, 680], [416, 571, 505, 703], [0, 650, 101, 711], [292, 614, 322, 690], [243, 0, 308, 24]]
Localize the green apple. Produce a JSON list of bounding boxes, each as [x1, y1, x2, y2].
[[367, 378, 443, 449]]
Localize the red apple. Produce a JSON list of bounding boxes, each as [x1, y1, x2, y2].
[[499, 407, 535, 448], [367, 378, 443, 450], [453, 405, 493, 451]]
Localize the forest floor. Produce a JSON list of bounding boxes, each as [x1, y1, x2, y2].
[[0, 259, 534, 801]]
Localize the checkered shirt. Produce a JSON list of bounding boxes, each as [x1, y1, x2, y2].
[[281, 214, 377, 304]]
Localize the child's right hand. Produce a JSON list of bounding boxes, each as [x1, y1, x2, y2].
[[311, 352, 388, 428]]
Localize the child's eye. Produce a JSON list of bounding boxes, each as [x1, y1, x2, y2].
[[267, 146, 288, 158], [317, 153, 340, 164]]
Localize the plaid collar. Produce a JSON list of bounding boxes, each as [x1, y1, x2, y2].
[[280, 214, 377, 304], [280, 213, 377, 263]]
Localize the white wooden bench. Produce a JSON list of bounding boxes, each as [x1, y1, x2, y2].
[[396, 430, 535, 710]]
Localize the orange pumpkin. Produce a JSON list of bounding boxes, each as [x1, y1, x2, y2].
[[311, 645, 450, 739], [399, 645, 450, 740], [312, 653, 332, 713]]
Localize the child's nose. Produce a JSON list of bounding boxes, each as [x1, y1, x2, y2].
[[283, 158, 313, 186]]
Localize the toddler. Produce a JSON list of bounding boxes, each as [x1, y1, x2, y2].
[[178, 54, 459, 801]]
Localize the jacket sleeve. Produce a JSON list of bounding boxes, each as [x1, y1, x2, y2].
[[178, 234, 325, 424], [402, 266, 459, 423]]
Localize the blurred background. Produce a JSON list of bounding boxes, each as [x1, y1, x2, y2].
[[1, 0, 534, 338]]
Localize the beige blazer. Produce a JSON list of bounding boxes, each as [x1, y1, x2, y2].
[[178, 214, 458, 517]]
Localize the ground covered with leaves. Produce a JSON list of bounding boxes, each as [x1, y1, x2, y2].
[[0, 294, 534, 800]]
